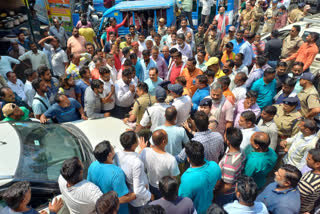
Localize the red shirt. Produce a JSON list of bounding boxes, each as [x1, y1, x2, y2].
[[170, 63, 184, 84], [107, 18, 127, 41], [91, 68, 100, 80], [114, 54, 121, 71]]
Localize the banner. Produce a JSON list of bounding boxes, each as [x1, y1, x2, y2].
[[47, 0, 73, 32]]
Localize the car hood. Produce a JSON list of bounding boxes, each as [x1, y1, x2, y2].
[[67, 117, 129, 152], [0, 123, 20, 185]]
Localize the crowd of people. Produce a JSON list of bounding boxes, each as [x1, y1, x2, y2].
[[1, 0, 320, 213]]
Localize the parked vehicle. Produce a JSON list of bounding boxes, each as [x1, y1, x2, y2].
[[261, 15, 320, 75], [0, 117, 128, 209]]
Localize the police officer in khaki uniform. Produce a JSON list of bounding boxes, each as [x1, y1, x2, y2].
[[249, 0, 264, 33], [288, 2, 305, 24], [240, 2, 253, 27], [204, 24, 219, 58], [274, 97, 302, 140], [262, 0, 279, 33], [298, 72, 320, 118], [125, 82, 156, 126]]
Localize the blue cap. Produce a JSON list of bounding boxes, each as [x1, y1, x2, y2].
[[168, 83, 183, 95], [199, 98, 212, 106], [155, 86, 167, 100], [300, 72, 314, 82], [158, 80, 171, 89], [283, 97, 299, 106]]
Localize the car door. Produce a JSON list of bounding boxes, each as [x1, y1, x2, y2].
[[301, 30, 320, 75]]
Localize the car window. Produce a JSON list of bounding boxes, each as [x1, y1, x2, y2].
[[278, 30, 290, 40], [12, 122, 84, 181], [302, 31, 320, 53]]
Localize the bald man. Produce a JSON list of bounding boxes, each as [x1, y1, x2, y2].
[[139, 129, 180, 199], [244, 132, 278, 189]]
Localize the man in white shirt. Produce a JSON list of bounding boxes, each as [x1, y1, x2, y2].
[[116, 131, 151, 212], [59, 157, 102, 214], [6, 72, 26, 102], [0, 55, 20, 78], [137, 86, 170, 132], [99, 66, 115, 114], [232, 72, 248, 102], [177, 18, 194, 40], [139, 129, 180, 199], [172, 33, 193, 59], [168, 83, 192, 126], [114, 68, 136, 119], [38, 36, 68, 77], [238, 110, 260, 153], [24, 69, 37, 107], [106, 54, 118, 83], [18, 42, 49, 71], [138, 33, 147, 53]]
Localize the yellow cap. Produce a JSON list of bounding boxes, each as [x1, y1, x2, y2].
[[2, 103, 16, 117], [205, 57, 219, 66]]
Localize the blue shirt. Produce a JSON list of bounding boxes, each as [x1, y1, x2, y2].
[[251, 78, 277, 109], [141, 59, 158, 81], [240, 41, 255, 67], [18, 39, 30, 50], [135, 58, 144, 81], [192, 86, 210, 112], [144, 77, 163, 96], [244, 149, 278, 189], [230, 39, 245, 54], [179, 161, 221, 214], [0, 56, 20, 78], [75, 79, 90, 106], [224, 200, 269, 214], [160, 53, 171, 66], [87, 161, 129, 214], [44, 98, 81, 123], [47, 78, 59, 104], [256, 182, 301, 214]]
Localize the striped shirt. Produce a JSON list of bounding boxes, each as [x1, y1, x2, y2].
[[298, 171, 320, 213], [219, 151, 245, 195]]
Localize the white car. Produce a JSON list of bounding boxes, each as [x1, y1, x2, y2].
[[0, 117, 128, 209], [261, 15, 320, 75]]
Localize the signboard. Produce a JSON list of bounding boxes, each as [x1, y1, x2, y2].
[[34, 0, 50, 24], [47, 0, 73, 32]]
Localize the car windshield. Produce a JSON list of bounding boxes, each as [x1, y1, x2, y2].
[[12, 122, 84, 182]]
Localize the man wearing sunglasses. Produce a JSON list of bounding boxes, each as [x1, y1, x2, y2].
[[1, 103, 29, 122]]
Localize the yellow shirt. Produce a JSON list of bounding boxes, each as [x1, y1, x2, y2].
[[79, 27, 96, 44]]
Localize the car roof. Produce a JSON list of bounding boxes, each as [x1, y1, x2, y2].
[[0, 122, 20, 183], [68, 117, 129, 152]]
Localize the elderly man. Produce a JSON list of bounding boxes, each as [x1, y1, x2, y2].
[[151, 46, 168, 79], [1, 103, 29, 121], [207, 82, 234, 135], [6, 71, 26, 102], [40, 94, 87, 123], [281, 119, 319, 170], [49, 18, 68, 48], [160, 46, 170, 66], [214, 7, 229, 38]]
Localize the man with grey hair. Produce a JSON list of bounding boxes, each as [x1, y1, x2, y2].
[[280, 119, 319, 170], [206, 82, 234, 135]]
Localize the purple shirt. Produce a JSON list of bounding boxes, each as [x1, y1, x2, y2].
[[234, 99, 261, 128], [245, 68, 263, 89], [151, 56, 168, 79]]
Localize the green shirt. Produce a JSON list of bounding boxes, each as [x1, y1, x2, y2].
[[181, 0, 192, 12], [2, 107, 29, 122], [244, 148, 278, 189]]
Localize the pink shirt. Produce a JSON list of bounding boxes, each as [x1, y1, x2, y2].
[[67, 36, 86, 54], [234, 99, 261, 128], [215, 14, 229, 38], [210, 99, 234, 135]]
